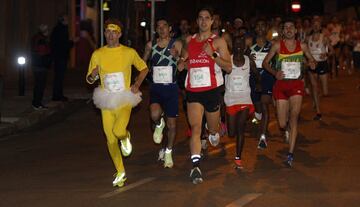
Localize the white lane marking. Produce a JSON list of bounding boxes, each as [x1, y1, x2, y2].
[[225, 193, 263, 207], [208, 143, 236, 155], [1, 117, 20, 123], [99, 177, 156, 198]]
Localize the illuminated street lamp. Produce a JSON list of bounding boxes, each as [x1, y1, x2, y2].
[[17, 56, 26, 96], [140, 20, 147, 28]]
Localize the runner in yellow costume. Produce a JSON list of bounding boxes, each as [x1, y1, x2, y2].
[[86, 19, 148, 187]]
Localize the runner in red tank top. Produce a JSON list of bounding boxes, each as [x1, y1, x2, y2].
[[178, 7, 231, 184], [262, 18, 316, 168]]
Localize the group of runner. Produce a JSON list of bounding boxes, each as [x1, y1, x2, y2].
[[86, 7, 356, 187]]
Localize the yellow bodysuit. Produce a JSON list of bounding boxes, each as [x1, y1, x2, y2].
[[86, 45, 147, 174]]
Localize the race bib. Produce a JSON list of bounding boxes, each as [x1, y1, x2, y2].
[[281, 62, 301, 79], [254, 52, 267, 68], [104, 72, 125, 92], [230, 75, 247, 92], [153, 66, 173, 84], [189, 67, 211, 88]]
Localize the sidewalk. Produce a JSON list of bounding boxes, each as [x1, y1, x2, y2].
[[0, 69, 91, 138]]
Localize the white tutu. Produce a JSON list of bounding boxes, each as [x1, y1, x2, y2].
[[93, 86, 142, 110]]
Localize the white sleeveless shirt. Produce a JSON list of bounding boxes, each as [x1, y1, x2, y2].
[[308, 34, 328, 62], [224, 55, 252, 106]]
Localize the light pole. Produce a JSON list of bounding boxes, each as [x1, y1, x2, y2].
[[17, 56, 26, 96]]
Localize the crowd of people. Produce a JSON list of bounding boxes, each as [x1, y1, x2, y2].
[[85, 7, 360, 188]]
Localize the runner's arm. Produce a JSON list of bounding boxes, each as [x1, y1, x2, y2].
[[262, 41, 282, 79], [301, 43, 317, 70], [213, 37, 232, 73], [142, 41, 152, 62], [250, 58, 262, 92], [131, 67, 149, 93]]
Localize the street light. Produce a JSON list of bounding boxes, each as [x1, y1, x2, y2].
[[17, 56, 26, 96], [140, 20, 147, 28]]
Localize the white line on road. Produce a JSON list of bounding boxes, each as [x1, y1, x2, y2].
[[99, 177, 156, 199], [225, 193, 263, 207]]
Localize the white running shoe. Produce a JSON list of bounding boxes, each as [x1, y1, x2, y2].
[[120, 132, 132, 157], [112, 172, 127, 187], [208, 133, 220, 147], [153, 118, 165, 144], [257, 134, 267, 149], [158, 148, 165, 161], [201, 139, 208, 150], [285, 130, 290, 144]]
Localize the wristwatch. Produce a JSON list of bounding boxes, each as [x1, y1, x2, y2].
[[211, 52, 218, 59]]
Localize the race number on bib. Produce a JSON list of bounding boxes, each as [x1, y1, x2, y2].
[[104, 72, 125, 92], [281, 62, 301, 79], [153, 66, 173, 84], [254, 52, 267, 68], [230, 75, 246, 92], [189, 67, 211, 88]]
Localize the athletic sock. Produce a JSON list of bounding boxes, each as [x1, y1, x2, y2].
[[191, 154, 201, 168]]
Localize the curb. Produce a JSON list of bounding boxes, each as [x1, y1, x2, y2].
[[0, 99, 88, 138]]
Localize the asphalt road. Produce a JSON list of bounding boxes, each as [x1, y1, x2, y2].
[[1, 74, 360, 207]]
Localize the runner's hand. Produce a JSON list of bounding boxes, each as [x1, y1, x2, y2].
[[250, 53, 256, 62], [131, 83, 140, 94], [309, 60, 317, 70], [203, 41, 214, 56], [91, 66, 99, 77], [177, 59, 186, 71], [170, 45, 179, 59], [275, 70, 285, 80]]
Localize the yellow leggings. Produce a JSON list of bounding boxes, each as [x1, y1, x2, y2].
[[101, 105, 132, 173]]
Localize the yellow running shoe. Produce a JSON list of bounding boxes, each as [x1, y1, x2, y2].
[[112, 172, 127, 187], [153, 118, 165, 144], [120, 131, 132, 157]]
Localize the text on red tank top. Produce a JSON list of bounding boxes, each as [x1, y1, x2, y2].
[[187, 34, 219, 92]]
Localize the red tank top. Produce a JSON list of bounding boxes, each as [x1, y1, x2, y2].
[[185, 34, 223, 92], [280, 40, 302, 54]]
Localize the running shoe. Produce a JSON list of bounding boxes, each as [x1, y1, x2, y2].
[[153, 118, 165, 144], [120, 132, 132, 157], [32, 104, 48, 111], [158, 148, 165, 161], [285, 153, 294, 168], [189, 167, 203, 184], [208, 133, 220, 147], [284, 130, 290, 144], [164, 151, 174, 168], [201, 139, 208, 150], [257, 134, 267, 149], [313, 113, 322, 121], [234, 159, 244, 169], [251, 117, 260, 124], [113, 172, 127, 187]]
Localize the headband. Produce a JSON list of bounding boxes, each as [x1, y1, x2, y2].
[[106, 24, 121, 32]]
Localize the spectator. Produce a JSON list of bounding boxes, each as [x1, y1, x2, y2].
[[76, 19, 96, 72], [50, 14, 75, 102], [31, 24, 52, 110]]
